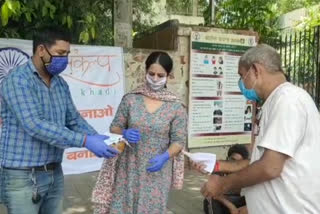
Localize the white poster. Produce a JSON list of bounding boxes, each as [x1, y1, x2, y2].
[[189, 31, 256, 148], [0, 39, 124, 174]]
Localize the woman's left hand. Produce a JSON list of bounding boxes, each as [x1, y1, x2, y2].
[[146, 151, 170, 172]]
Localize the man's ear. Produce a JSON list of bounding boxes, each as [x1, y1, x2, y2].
[[252, 63, 263, 78], [37, 44, 46, 57]]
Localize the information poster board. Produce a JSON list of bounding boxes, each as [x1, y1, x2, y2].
[[188, 31, 257, 148]]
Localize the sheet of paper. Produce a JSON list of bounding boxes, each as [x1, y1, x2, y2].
[[183, 151, 216, 173], [103, 132, 124, 146]]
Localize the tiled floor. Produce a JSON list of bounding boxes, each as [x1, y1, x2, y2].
[[0, 169, 207, 214]]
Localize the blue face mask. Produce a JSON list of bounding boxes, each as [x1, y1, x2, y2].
[[45, 56, 68, 75], [42, 46, 68, 75], [238, 79, 261, 102]]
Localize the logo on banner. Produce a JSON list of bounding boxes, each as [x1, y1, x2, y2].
[[63, 49, 121, 88], [248, 38, 255, 46], [0, 47, 30, 85], [193, 32, 201, 41], [0, 47, 30, 129]]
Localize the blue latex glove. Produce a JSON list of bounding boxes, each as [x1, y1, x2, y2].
[[146, 151, 170, 172], [122, 128, 140, 143], [85, 134, 119, 158]]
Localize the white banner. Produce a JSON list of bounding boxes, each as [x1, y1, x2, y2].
[[0, 39, 124, 174]]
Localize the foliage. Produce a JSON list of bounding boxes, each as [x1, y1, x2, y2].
[[201, 0, 320, 42], [166, 0, 193, 15], [1, 0, 320, 45], [166, 0, 208, 16], [203, 0, 280, 42], [0, 0, 109, 44], [275, 0, 320, 14], [0, 0, 158, 45], [132, 0, 159, 37]]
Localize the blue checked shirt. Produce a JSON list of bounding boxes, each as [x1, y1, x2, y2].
[[0, 59, 97, 168]]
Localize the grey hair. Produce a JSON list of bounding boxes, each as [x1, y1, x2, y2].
[[239, 44, 283, 72]]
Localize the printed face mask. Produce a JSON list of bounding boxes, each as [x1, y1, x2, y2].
[[146, 73, 167, 91]]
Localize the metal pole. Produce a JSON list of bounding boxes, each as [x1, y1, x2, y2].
[[112, 0, 114, 46], [315, 26, 320, 107], [311, 27, 316, 98], [210, 0, 215, 25], [288, 34, 292, 80]]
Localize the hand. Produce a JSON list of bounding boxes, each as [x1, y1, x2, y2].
[[215, 196, 239, 214], [85, 134, 119, 158], [190, 160, 207, 174], [200, 175, 226, 199], [122, 128, 140, 143], [146, 151, 170, 172], [238, 206, 248, 214]]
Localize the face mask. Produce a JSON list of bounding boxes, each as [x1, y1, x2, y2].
[[146, 73, 167, 91], [42, 46, 68, 75], [238, 79, 261, 102]]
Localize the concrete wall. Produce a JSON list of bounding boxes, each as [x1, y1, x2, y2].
[[278, 8, 308, 32], [166, 14, 204, 25], [278, 4, 320, 32]]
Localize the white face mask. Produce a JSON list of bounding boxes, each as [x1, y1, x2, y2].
[[146, 73, 167, 91]]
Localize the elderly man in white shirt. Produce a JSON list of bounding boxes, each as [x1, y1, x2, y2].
[[201, 44, 320, 213]]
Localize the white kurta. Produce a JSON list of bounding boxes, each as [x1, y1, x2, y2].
[[243, 82, 320, 214]]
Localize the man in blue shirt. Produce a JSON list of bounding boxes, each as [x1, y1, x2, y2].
[[0, 26, 118, 214]]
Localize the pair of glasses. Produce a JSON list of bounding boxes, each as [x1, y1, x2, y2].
[[239, 65, 254, 82]]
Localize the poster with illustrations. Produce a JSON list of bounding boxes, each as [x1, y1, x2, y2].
[[189, 31, 257, 148]]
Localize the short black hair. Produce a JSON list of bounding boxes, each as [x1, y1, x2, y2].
[[33, 26, 72, 54], [145, 51, 173, 75], [227, 144, 249, 160]]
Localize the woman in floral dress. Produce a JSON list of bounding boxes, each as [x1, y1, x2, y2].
[[92, 51, 187, 214]]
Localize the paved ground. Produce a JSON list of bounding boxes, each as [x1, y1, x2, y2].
[[0, 169, 207, 214]]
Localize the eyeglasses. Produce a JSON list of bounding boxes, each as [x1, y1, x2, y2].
[[240, 66, 252, 80]]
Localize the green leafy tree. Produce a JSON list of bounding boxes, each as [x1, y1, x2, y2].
[[166, 0, 208, 16], [201, 0, 320, 42], [0, 0, 159, 45], [203, 0, 279, 42], [0, 0, 109, 44]]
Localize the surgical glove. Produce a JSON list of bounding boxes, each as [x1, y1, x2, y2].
[[146, 151, 170, 172], [122, 128, 140, 143], [85, 134, 119, 158]]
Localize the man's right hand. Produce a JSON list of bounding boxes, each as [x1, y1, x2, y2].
[[84, 134, 119, 158], [190, 160, 207, 175]]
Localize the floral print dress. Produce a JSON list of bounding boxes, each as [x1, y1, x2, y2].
[[108, 93, 187, 214]]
